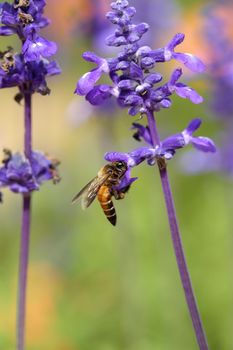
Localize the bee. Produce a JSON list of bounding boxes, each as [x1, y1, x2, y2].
[[72, 161, 128, 226]]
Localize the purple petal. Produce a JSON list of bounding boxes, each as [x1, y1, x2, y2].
[[82, 52, 104, 65], [45, 61, 61, 76], [129, 147, 155, 165], [161, 133, 185, 150], [128, 106, 141, 116], [169, 68, 182, 85], [0, 26, 16, 36], [124, 94, 143, 106], [191, 137, 217, 153], [105, 34, 127, 46], [118, 79, 136, 90], [172, 53, 206, 73], [115, 61, 130, 70], [136, 46, 152, 57], [160, 99, 172, 108], [129, 62, 143, 80], [75, 68, 103, 95], [134, 23, 149, 36], [0, 3, 16, 26], [114, 169, 137, 191], [185, 118, 202, 135], [174, 84, 204, 104], [144, 73, 163, 85], [86, 85, 112, 105], [167, 33, 185, 50], [105, 152, 134, 166], [22, 35, 57, 62]]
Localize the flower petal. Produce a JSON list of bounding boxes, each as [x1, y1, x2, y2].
[[167, 33, 185, 50], [191, 137, 217, 153], [22, 35, 57, 62], [174, 84, 204, 104], [82, 52, 104, 65], [75, 68, 103, 95], [161, 133, 185, 150], [172, 53, 206, 73], [185, 118, 202, 135], [86, 85, 112, 105], [0, 26, 16, 36]]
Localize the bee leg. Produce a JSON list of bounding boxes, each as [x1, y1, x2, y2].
[[112, 190, 125, 201]]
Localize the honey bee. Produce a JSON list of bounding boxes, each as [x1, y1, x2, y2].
[[72, 161, 129, 226]]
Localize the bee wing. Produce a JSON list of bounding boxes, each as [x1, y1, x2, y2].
[[72, 173, 110, 209]]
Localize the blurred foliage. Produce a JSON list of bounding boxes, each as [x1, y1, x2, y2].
[[0, 0, 233, 349]]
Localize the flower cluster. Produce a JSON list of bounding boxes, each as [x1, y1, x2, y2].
[[0, 149, 60, 195], [75, 0, 215, 191], [79, 0, 180, 53], [105, 119, 216, 188], [75, 0, 205, 116], [0, 0, 61, 200], [0, 0, 60, 96], [70, 0, 181, 128]]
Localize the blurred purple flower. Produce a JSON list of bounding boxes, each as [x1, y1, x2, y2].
[[0, 0, 60, 96], [204, 3, 233, 119], [0, 51, 60, 94], [181, 1, 233, 177], [0, 150, 60, 194]]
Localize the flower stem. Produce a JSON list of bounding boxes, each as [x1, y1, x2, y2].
[[146, 109, 209, 350], [17, 92, 32, 350]]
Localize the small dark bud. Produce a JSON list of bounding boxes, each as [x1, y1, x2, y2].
[[2, 149, 12, 165], [14, 92, 24, 105]]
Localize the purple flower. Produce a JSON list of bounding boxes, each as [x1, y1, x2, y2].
[[0, 0, 60, 96], [22, 29, 57, 62], [75, 52, 109, 95], [204, 4, 233, 120], [0, 0, 49, 35], [162, 119, 216, 155], [164, 34, 205, 72], [104, 116, 217, 189], [0, 50, 61, 95], [131, 118, 216, 160], [0, 150, 60, 195], [167, 69, 203, 104]]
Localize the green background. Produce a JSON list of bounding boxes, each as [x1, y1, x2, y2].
[[0, 0, 232, 349]]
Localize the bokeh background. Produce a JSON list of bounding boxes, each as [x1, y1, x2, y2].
[[1, 0, 233, 349]]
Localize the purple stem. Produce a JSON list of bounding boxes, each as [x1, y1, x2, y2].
[[17, 92, 32, 350], [146, 109, 209, 350]]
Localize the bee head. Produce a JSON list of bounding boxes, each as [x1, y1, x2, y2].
[[114, 161, 127, 173]]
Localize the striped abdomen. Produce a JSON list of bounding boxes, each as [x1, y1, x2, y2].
[[97, 185, 116, 226]]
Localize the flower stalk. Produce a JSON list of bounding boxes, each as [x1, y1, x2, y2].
[[147, 109, 209, 350], [17, 194, 31, 350], [75, 0, 216, 347], [17, 91, 32, 350]]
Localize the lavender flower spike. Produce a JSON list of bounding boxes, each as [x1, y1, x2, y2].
[[0, 1, 61, 349], [75, 1, 212, 349]]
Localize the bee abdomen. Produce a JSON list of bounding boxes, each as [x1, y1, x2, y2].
[[97, 186, 117, 226]]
